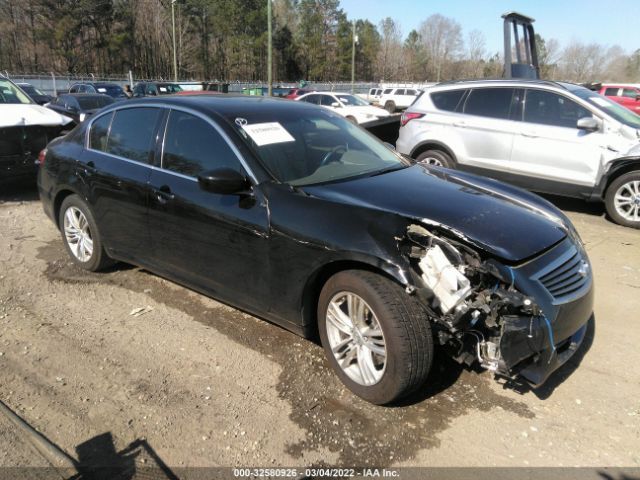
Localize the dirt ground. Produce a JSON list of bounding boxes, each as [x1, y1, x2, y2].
[[0, 181, 639, 473]]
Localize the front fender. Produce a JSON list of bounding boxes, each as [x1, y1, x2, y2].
[[594, 156, 640, 199]]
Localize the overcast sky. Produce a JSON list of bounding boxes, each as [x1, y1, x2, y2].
[[339, 0, 639, 54]]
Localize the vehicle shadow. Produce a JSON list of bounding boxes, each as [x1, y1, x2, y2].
[[0, 178, 39, 203], [540, 193, 605, 218], [67, 432, 178, 480], [505, 315, 596, 400]]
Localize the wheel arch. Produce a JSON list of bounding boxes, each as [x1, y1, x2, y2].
[[599, 157, 640, 199], [300, 259, 409, 340]]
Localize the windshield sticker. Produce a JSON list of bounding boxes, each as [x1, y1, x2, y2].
[[97, 88, 107, 93], [242, 122, 295, 146], [590, 97, 612, 107]]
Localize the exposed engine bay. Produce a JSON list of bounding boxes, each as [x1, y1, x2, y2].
[[403, 224, 557, 382]]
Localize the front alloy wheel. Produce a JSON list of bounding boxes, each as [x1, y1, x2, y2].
[[325, 292, 386, 386], [605, 172, 640, 229], [318, 270, 433, 405]]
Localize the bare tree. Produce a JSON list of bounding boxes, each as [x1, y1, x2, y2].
[[376, 17, 403, 81], [418, 14, 463, 81], [558, 41, 607, 82], [464, 29, 486, 78]]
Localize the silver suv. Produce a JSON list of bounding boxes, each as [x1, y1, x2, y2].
[[396, 79, 640, 228]]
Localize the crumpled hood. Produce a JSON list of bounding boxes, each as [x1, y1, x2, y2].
[[303, 165, 569, 263], [0, 104, 72, 128]]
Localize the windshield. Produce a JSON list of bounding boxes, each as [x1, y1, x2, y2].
[[571, 87, 640, 129], [0, 80, 33, 104], [232, 109, 408, 186], [336, 94, 369, 107], [77, 95, 115, 110]]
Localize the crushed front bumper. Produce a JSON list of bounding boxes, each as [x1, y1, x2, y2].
[[499, 237, 594, 387]]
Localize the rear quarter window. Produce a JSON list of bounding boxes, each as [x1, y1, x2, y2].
[[431, 89, 466, 112]]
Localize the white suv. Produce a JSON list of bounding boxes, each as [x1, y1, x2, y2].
[[296, 92, 389, 124], [396, 79, 640, 228], [379, 88, 419, 113]]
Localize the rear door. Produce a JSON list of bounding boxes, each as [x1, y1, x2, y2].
[[82, 106, 163, 261], [456, 87, 521, 173], [509, 88, 604, 188], [621, 87, 640, 114], [146, 109, 270, 310]]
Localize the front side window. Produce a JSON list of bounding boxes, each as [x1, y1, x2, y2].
[[622, 88, 639, 99], [464, 88, 516, 120], [320, 95, 336, 106], [383, 89, 393, 95], [162, 110, 240, 177], [105, 108, 161, 162], [406, 89, 417, 96], [89, 112, 114, 152], [524, 89, 592, 129]]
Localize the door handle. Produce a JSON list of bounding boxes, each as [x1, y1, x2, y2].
[[520, 131, 538, 138], [453, 121, 467, 127], [154, 185, 175, 204]]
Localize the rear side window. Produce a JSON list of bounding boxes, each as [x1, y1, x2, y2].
[[524, 89, 592, 129], [162, 111, 240, 177], [106, 108, 161, 162], [431, 89, 466, 112], [464, 88, 515, 119], [89, 112, 113, 151], [383, 89, 393, 95], [302, 94, 320, 104], [604, 88, 619, 96]]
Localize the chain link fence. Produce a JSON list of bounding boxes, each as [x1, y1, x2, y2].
[[1, 71, 430, 96]]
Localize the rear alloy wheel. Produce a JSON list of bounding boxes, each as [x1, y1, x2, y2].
[[384, 101, 396, 113], [415, 149, 454, 169], [605, 172, 640, 229], [58, 195, 114, 271], [318, 270, 433, 405]]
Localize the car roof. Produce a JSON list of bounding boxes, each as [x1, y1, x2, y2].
[[98, 95, 324, 119], [433, 78, 570, 89], [62, 93, 111, 98]]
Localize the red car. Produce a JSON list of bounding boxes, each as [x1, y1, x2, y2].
[[599, 84, 640, 114], [285, 88, 313, 100]]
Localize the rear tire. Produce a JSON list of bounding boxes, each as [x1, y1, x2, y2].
[[605, 171, 640, 228], [415, 149, 454, 169], [58, 194, 114, 271], [345, 115, 358, 124], [318, 270, 433, 405], [384, 101, 396, 113]]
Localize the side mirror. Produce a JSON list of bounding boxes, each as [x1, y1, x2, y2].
[[331, 102, 341, 108], [383, 142, 396, 151], [577, 117, 599, 132], [197, 168, 250, 195]]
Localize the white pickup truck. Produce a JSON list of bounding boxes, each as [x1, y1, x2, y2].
[[379, 87, 419, 113]]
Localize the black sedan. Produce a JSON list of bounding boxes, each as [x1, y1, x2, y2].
[[16, 82, 53, 105], [46, 94, 115, 126], [37, 96, 593, 404]]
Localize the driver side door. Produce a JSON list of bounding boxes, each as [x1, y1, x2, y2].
[[510, 88, 605, 188], [146, 108, 271, 311]]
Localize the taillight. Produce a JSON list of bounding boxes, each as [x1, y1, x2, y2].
[[37, 148, 47, 166], [400, 112, 424, 127]]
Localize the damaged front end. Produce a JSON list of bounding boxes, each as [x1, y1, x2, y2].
[[402, 224, 592, 387]]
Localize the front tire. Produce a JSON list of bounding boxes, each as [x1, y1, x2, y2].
[[58, 194, 114, 271], [384, 101, 396, 113], [415, 149, 454, 168], [605, 171, 640, 229], [318, 270, 433, 405]]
